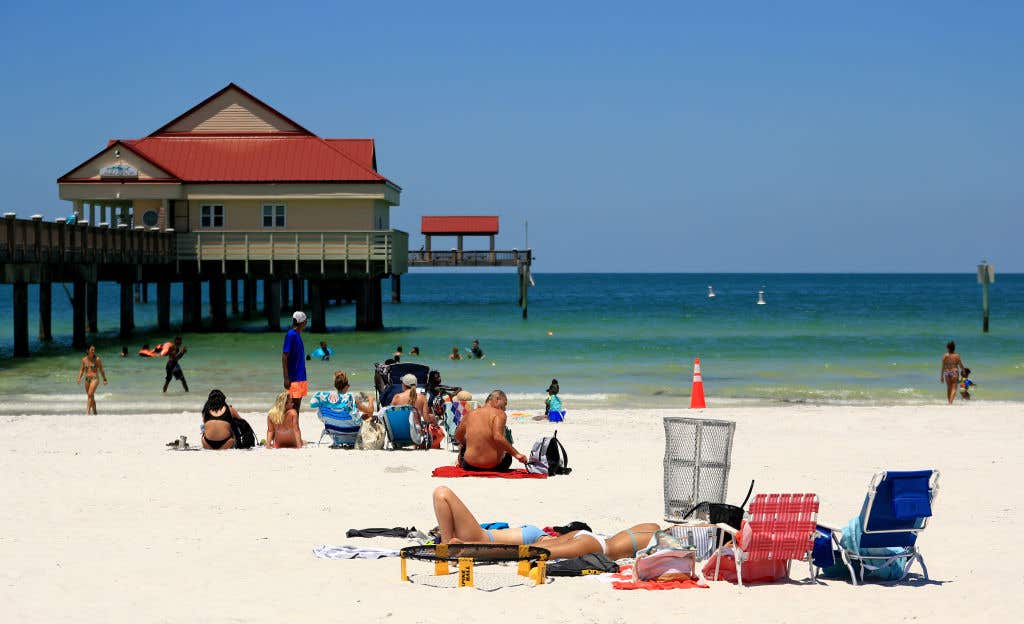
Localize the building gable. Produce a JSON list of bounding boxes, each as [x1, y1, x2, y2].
[[152, 83, 311, 136], [60, 142, 177, 181]]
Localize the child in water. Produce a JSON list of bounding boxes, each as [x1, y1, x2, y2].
[[959, 368, 976, 400]]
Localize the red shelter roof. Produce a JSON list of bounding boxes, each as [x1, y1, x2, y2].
[[421, 216, 499, 235]]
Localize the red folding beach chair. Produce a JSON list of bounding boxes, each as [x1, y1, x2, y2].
[[713, 493, 820, 586]]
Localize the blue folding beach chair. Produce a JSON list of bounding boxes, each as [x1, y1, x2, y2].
[[312, 391, 363, 448], [821, 470, 940, 585], [380, 405, 430, 450]]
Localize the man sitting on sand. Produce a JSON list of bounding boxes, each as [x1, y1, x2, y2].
[[454, 390, 526, 472]]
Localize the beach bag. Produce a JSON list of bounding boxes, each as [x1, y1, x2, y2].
[[355, 417, 386, 450], [526, 430, 571, 476], [634, 531, 698, 581], [230, 417, 257, 449], [428, 423, 444, 449]]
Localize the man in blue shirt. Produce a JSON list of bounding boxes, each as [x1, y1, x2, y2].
[[282, 311, 308, 416]]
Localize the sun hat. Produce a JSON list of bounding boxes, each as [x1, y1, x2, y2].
[[401, 373, 418, 387], [292, 311, 307, 323]]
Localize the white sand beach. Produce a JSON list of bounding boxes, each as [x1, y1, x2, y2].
[[1, 403, 1019, 623]]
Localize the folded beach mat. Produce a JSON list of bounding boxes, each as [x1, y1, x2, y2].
[[609, 565, 708, 590], [431, 466, 547, 479]]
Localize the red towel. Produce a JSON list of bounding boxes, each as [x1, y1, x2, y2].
[[431, 466, 547, 479], [610, 565, 708, 590]]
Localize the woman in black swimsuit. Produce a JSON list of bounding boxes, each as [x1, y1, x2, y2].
[[202, 389, 241, 450]]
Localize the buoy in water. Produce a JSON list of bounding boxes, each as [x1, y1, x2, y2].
[[756, 290, 766, 305], [707, 285, 716, 299]]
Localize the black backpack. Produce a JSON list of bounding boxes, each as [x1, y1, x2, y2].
[[526, 430, 571, 476], [230, 417, 257, 449]]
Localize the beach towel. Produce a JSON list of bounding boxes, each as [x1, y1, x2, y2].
[[608, 565, 708, 590], [431, 466, 547, 479], [312, 545, 400, 559]]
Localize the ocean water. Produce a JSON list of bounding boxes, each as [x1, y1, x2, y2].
[[0, 273, 1020, 415]]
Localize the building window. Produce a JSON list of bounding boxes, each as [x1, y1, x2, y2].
[[262, 204, 286, 228], [200, 204, 224, 228]]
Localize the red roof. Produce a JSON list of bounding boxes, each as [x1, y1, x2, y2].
[[120, 136, 387, 184], [421, 216, 499, 235], [325, 139, 376, 172]]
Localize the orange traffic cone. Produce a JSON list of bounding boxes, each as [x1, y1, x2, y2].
[[690, 358, 706, 409]]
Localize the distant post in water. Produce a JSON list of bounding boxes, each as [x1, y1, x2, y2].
[[977, 261, 995, 333]]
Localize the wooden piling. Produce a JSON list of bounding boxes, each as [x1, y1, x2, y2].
[[12, 282, 29, 357], [156, 281, 171, 331], [310, 280, 327, 333], [265, 279, 282, 331], [209, 276, 227, 331], [243, 277, 257, 317], [119, 281, 134, 339], [355, 277, 383, 330], [72, 280, 86, 350], [391, 274, 401, 303], [38, 282, 52, 341], [86, 282, 98, 333], [230, 279, 240, 316], [182, 280, 201, 331]]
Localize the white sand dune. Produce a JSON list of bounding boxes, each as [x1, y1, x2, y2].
[[1, 403, 1018, 623]]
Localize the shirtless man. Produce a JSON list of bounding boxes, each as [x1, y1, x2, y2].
[[162, 336, 189, 393], [454, 389, 526, 472]]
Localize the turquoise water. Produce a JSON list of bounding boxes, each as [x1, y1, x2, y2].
[[0, 273, 1021, 414]]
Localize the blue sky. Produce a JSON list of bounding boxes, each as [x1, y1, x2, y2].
[[1, 1, 1020, 272]]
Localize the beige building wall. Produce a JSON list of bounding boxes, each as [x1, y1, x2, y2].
[[65, 145, 173, 181], [186, 198, 379, 231], [163, 90, 300, 134]]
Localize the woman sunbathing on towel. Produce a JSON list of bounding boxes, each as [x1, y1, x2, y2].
[[432, 486, 659, 559]]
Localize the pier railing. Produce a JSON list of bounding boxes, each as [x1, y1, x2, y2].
[[1, 214, 174, 265], [178, 230, 409, 275], [408, 249, 532, 267]]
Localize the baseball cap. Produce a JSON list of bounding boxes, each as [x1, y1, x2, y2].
[[292, 311, 307, 324], [401, 373, 418, 386]]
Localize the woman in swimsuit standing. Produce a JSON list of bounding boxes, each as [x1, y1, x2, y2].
[[940, 341, 964, 405], [202, 389, 241, 450], [431, 486, 660, 559], [76, 345, 107, 415]]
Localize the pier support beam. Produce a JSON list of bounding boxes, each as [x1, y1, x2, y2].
[[12, 282, 29, 357], [230, 279, 239, 316], [182, 280, 201, 331], [309, 281, 327, 333], [157, 281, 171, 331], [243, 278, 257, 317], [292, 276, 303, 311], [391, 274, 401, 304], [72, 280, 86, 350], [279, 279, 290, 314], [355, 277, 383, 331], [119, 281, 134, 339], [265, 279, 282, 331], [39, 282, 52, 341], [209, 275, 227, 331], [86, 282, 98, 333]]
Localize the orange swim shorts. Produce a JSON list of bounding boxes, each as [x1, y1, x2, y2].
[[288, 380, 309, 399]]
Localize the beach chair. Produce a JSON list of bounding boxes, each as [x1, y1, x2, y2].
[[824, 470, 940, 585], [663, 417, 736, 523], [380, 405, 431, 450], [439, 400, 479, 452], [713, 493, 820, 586], [374, 362, 431, 407], [312, 391, 363, 447]]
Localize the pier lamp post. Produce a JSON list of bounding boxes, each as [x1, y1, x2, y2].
[[977, 261, 994, 333]]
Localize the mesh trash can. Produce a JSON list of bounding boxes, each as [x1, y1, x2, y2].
[[663, 416, 736, 523]]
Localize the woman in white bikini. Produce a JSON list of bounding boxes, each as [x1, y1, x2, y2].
[[76, 345, 107, 415], [432, 486, 660, 559]]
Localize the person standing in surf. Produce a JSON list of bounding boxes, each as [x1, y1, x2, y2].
[[162, 336, 189, 393], [76, 345, 107, 415], [282, 311, 309, 429], [940, 340, 964, 405]]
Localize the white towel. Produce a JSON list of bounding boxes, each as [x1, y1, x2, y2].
[[313, 544, 400, 559]]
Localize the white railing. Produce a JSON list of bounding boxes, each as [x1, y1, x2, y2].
[[177, 230, 408, 275]]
